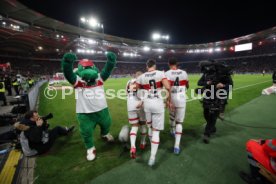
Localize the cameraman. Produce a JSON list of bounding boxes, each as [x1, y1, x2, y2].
[[19, 110, 74, 156], [197, 60, 233, 144]]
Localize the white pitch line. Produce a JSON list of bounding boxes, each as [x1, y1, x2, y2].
[[233, 80, 271, 91], [186, 80, 271, 102]]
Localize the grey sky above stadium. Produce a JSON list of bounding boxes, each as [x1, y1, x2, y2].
[[19, 0, 276, 44]]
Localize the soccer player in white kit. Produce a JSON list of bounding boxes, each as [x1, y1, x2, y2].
[[136, 59, 171, 166], [126, 71, 147, 159], [165, 58, 189, 154]]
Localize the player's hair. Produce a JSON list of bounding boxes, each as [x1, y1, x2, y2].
[[168, 58, 178, 66], [146, 59, 156, 68], [135, 71, 143, 78]]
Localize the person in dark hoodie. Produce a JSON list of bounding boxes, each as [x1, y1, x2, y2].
[[19, 110, 74, 156], [4, 74, 12, 96]]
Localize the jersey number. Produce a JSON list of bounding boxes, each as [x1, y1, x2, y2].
[[149, 79, 157, 94], [173, 77, 179, 86]]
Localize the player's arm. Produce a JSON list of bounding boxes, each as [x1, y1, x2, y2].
[[100, 52, 117, 81], [162, 78, 171, 91], [135, 77, 141, 90], [126, 80, 130, 93], [61, 53, 77, 85], [136, 101, 143, 109], [135, 89, 144, 109], [135, 77, 144, 109], [162, 78, 171, 101], [162, 78, 172, 109]]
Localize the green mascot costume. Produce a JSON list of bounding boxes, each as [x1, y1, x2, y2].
[[61, 52, 117, 161]]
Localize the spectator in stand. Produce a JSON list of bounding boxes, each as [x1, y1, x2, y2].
[[4, 74, 12, 96], [12, 76, 19, 95], [0, 75, 7, 106]]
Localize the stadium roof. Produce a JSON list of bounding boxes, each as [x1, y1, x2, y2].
[[0, 0, 275, 53]]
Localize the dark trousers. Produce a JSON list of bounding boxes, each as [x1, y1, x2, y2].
[[6, 87, 12, 96], [0, 92, 7, 105], [13, 85, 19, 95], [37, 126, 68, 154], [203, 108, 219, 136], [219, 98, 228, 114]]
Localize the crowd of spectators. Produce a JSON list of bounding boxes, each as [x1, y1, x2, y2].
[[0, 54, 275, 77]]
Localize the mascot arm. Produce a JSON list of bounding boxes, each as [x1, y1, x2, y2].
[[61, 53, 77, 85], [100, 52, 117, 81]]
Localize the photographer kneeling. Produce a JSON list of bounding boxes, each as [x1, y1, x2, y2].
[[18, 110, 74, 156], [197, 60, 233, 144]]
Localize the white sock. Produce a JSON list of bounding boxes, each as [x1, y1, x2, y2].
[[150, 130, 160, 159], [174, 123, 182, 149], [148, 127, 152, 142], [130, 126, 138, 148], [140, 125, 147, 145]]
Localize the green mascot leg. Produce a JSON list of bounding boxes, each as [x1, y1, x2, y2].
[[97, 108, 112, 136], [77, 108, 112, 149], [77, 113, 97, 149]]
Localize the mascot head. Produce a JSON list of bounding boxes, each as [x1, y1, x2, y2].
[[77, 59, 99, 85]]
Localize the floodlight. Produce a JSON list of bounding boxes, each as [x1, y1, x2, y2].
[[88, 18, 98, 27], [80, 17, 86, 23], [152, 33, 161, 40], [143, 46, 150, 51], [215, 48, 221, 52]]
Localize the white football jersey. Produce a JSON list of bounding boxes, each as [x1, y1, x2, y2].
[[126, 78, 141, 111], [136, 70, 167, 113], [74, 74, 107, 113], [165, 69, 188, 107]]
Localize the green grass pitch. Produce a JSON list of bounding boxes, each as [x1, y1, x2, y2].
[[35, 74, 273, 184]]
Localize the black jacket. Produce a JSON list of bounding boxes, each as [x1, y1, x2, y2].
[[198, 73, 233, 90], [4, 76, 12, 88], [197, 73, 233, 107], [20, 118, 49, 153]]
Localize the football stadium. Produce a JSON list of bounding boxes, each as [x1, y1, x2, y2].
[[0, 1, 276, 184]]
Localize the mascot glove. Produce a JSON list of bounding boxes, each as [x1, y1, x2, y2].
[[106, 52, 117, 63], [62, 53, 77, 63]]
